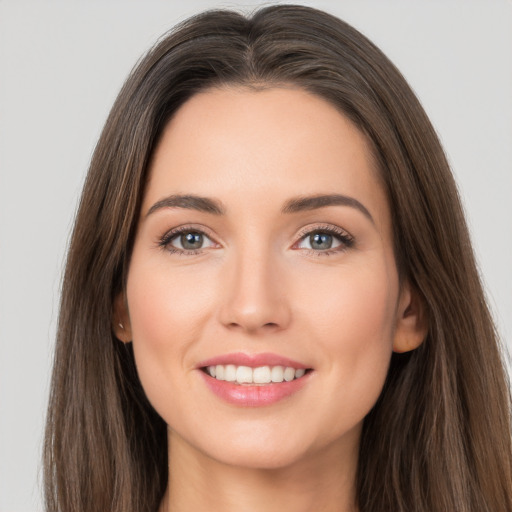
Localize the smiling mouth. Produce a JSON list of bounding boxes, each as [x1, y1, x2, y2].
[[202, 365, 312, 385]]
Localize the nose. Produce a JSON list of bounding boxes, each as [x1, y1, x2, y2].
[[217, 247, 291, 335]]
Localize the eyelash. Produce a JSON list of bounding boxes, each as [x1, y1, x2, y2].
[[158, 225, 217, 256], [157, 224, 355, 257], [295, 225, 354, 256]]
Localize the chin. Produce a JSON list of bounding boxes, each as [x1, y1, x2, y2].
[[207, 444, 311, 471], [175, 423, 337, 472]]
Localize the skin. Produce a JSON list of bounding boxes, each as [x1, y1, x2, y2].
[[115, 87, 426, 512]]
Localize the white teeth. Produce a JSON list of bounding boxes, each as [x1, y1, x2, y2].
[[295, 368, 305, 378], [236, 365, 253, 383], [215, 364, 224, 380], [225, 364, 236, 382], [206, 364, 308, 385], [271, 366, 284, 383], [253, 366, 271, 384], [283, 367, 295, 382]]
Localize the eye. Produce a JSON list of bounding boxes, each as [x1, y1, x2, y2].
[[295, 226, 354, 254], [300, 232, 340, 251], [159, 227, 217, 254]]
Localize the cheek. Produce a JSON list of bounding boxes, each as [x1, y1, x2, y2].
[[125, 255, 217, 409], [299, 258, 397, 348], [298, 260, 397, 412], [127, 253, 216, 343]]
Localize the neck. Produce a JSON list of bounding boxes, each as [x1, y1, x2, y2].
[[159, 429, 359, 512]]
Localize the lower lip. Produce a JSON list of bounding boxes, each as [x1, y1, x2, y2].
[[199, 371, 311, 407]]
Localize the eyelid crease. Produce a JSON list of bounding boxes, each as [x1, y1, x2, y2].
[[295, 223, 353, 241]]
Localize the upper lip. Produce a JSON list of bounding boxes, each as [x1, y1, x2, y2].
[[197, 352, 310, 369]]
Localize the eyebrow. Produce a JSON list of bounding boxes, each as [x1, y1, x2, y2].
[[146, 195, 226, 216], [282, 194, 374, 223], [146, 193, 374, 223]]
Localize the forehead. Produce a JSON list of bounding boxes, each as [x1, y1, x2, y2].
[[144, 86, 388, 227]]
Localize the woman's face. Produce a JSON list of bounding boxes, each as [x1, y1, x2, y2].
[[116, 87, 424, 469]]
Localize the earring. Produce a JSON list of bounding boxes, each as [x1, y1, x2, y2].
[[118, 322, 124, 329]]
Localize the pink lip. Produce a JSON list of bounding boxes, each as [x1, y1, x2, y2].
[[197, 352, 309, 369], [196, 352, 313, 407], [199, 371, 311, 407]]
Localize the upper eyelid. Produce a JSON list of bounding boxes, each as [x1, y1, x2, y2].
[[161, 222, 351, 238], [162, 223, 217, 240], [293, 224, 355, 252], [159, 222, 353, 250], [295, 223, 352, 239], [157, 224, 218, 252]]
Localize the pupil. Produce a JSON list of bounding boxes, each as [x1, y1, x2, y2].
[[311, 233, 332, 250], [181, 232, 203, 250]]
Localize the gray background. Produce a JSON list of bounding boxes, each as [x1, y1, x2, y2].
[[1, 1, 511, 510]]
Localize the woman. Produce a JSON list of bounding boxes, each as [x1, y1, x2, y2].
[[44, 5, 512, 512]]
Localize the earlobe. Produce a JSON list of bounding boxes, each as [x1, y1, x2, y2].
[[113, 293, 132, 343], [392, 281, 428, 353]]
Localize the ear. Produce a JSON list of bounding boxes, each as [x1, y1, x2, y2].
[[113, 292, 132, 343], [393, 281, 428, 353]]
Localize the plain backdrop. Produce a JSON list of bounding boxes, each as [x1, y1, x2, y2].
[[0, 1, 511, 510]]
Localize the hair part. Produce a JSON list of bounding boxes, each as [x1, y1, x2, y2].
[[44, 5, 512, 512]]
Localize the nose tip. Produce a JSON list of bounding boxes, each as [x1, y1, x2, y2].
[[217, 256, 291, 335], [223, 307, 285, 334]]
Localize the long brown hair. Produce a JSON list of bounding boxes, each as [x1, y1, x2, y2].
[[44, 5, 512, 512]]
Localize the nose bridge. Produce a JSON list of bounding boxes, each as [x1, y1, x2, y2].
[[218, 235, 290, 333]]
